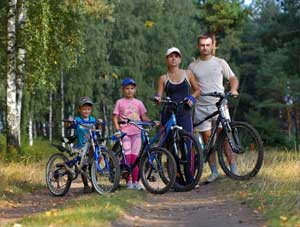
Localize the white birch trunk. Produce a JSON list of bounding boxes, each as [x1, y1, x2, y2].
[[70, 100, 75, 136], [6, 0, 19, 151], [16, 0, 26, 145], [28, 111, 33, 146], [49, 92, 53, 141], [61, 69, 65, 146], [16, 48, 25, 144]]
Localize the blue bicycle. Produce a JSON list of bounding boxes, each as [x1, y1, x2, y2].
[[45, 120, 120, 196], [153, 97, 204, 191], [112, 120, 177, 194]]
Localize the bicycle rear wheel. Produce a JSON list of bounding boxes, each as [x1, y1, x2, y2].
[[140, 147, 176, 194], [217, 121, 264, 180], [45, 153, 72, 196], [169, 131, 203, 192], [91, 150, 120, 194]]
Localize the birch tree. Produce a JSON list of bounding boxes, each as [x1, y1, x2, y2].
[[6, 0, 19, 153]]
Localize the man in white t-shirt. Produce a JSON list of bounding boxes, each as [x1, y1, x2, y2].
[[188, 34, 239, 183]]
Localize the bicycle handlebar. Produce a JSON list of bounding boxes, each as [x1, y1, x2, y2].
[[151, 96, 186, 106], [201, 92, 239, 99], [118, 119, 157, 131]]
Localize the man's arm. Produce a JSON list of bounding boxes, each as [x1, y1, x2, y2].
[[187, 70, 200, 98], [229, 76, 239, 95]]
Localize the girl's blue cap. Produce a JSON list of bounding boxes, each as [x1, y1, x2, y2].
[[122, 78, 136, 86]]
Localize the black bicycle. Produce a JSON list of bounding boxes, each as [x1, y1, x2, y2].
[[193, 92, 264, 180]]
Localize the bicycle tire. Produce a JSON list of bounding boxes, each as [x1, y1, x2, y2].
[[45, 153, 72, 196], [169, 131, 203, 192], [140, 147, 176, 194], [217, 121, 264, 180], [91, 150, 120, 194], [112, 141, 122, 160]]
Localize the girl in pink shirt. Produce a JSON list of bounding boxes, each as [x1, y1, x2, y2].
[[112, 78, 150, 190]]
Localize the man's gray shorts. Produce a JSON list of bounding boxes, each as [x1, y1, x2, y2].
[[193, 104, 230, 132]]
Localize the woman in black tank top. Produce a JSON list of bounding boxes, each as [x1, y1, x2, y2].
[[155, 47, 200, 133]]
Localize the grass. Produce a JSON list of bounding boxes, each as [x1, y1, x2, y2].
[[7, 190, 145, 227], [1, 136, 300, 226], [1, 137, 146, 227], [213, 149, 300, 227], [0, 161, 45, 199], [0, 135, 59, 200]]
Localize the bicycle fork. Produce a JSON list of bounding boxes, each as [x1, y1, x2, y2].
[[223, 121, 241, 154]]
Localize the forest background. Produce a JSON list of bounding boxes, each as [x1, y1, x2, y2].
[[0, 0, 299, 157]]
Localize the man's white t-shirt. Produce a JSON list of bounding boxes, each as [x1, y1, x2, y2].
[[188, 56, 235, 105]]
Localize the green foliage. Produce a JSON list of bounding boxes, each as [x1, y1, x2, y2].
[[1, 0, 299, 149], [245, 111, 291, 147]]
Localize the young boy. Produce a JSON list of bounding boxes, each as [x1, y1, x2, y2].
[[69, 96, 96, 193]]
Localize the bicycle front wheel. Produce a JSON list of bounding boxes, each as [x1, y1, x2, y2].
[[91, 150, 120, 194], [170, 131, 203, 192], [140, 147, 176, 194], [45, 153, 72, 196], [217, 121, 264, 180]]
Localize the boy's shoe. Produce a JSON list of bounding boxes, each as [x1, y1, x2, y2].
[[83, 185, 93, 194], [127, 181, 134, 190], [133, 182, 143, 190], [207, 173, 219, 183]]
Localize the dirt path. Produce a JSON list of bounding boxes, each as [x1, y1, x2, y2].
[[0, 183, 87, 226], [0, 179, 265, 227], [113, 180, 265, 227]]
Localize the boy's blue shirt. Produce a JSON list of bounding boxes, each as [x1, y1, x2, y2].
[[73, 115, 96, 148]]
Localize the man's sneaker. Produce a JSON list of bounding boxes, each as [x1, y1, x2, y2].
[[207, 173, 219, 183], [127, 181, 134, 190], [133, 182, 143, 190]]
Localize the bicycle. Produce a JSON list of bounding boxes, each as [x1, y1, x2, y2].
[[45, 120, 120, 196], [112, 119, 177, 194], [152, 97, 204, 192], [193, 92, 264, 180]]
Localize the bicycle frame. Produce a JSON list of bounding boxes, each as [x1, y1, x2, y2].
[[116, 121, 158, 173], [63, 120, 111, 177], [193, 92, 236, 160]]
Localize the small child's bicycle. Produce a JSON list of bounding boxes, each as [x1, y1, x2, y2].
[[112, 119, 177, 194], [45, 120, 120, 196]]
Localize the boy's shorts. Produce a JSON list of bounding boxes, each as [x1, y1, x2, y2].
[[193, 104, 230, 132]]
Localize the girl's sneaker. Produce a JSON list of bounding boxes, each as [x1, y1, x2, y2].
[[133, 182, 143, 190], [127, 181, 134, 190]]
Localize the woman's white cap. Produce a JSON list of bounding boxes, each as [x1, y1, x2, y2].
[[165, 47, 182, 57]]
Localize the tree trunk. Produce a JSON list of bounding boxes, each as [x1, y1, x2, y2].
[[33, 120, 37, 139], [16, 0, 26, 145], [6, 0, 20, 153], [28, 111, 33, 146], [71, 98, 75, 136], [211, 32, 216, 56], [294, 105, 299, 151], [61, 69, 65, 146], [49, 92, 53, 141], [287, 107, 292, 141]]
